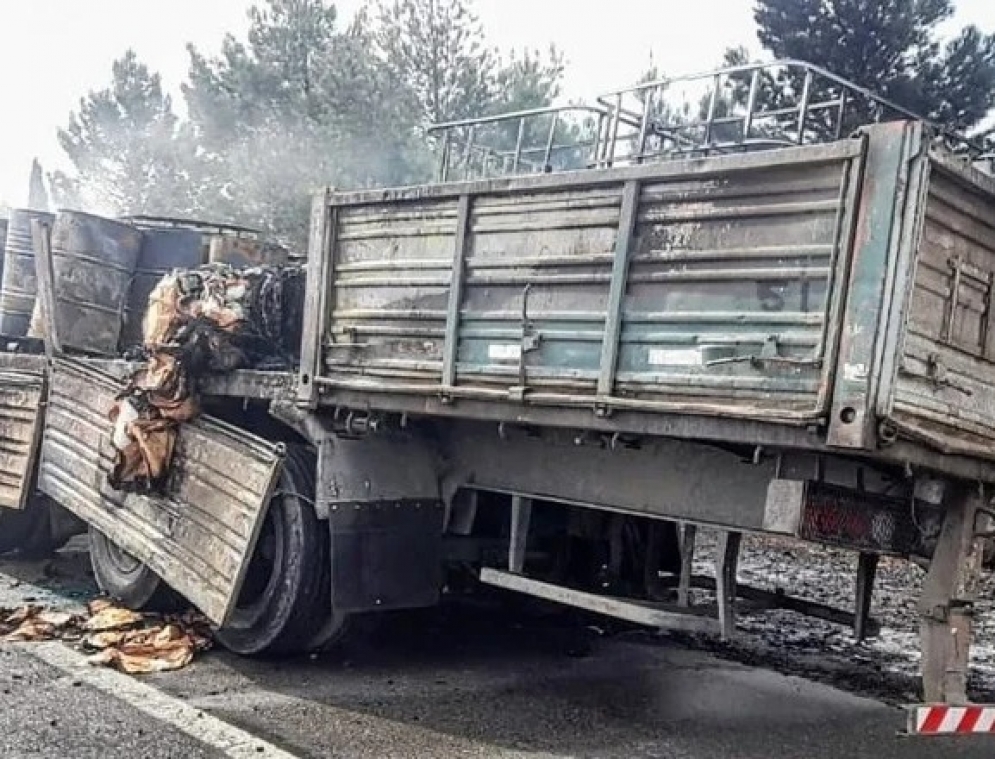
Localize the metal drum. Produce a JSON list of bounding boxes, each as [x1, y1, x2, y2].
[[0, 209, 54, 337], [122, 215, 262, 261], [42, 211, 142, 355], [120, 227, 204, 349], [208, 235, 289, 268]]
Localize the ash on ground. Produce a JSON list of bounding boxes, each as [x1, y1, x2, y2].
[[661, 530, 995, 704]]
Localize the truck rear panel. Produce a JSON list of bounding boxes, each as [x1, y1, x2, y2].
[[878, 150, 995, 460]]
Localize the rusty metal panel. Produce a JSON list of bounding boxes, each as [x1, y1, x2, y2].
[[827, 123, 919, 448], [320, 140, 866, 425], [455, 184, 624, 401], [0, 368, 45, 510], [611, 155, 859, 419], [36, 359, 283, 624], [880, 150, 995, 460], [40, 211, 143, 355], [323, 199, 458, 387]]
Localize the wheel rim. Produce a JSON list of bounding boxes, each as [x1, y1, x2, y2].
[[103, 536, 144, 577]]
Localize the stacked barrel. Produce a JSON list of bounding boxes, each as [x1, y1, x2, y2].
[[0, 210, 289, 355], [0, 209, 54, 337]]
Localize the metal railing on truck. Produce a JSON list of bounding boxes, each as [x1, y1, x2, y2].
[[430, 59, 993, 181]]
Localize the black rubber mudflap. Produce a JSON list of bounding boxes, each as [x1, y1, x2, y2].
[[328, 499, 445, 613]]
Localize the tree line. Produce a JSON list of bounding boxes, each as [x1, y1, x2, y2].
[[49, 0, 995, 251]]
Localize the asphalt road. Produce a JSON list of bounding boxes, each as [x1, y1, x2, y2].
[[1, 546, 993, 758]]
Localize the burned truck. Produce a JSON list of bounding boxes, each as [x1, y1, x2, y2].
[[10, 60, 995, 706]]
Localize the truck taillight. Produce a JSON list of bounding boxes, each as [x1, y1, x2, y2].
[[798, 481, 940, 558]]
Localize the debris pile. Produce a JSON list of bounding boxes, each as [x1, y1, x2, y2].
[[109, 263, 305, 492], [684, 531, 995, 702], [0, 599, 212, 674]]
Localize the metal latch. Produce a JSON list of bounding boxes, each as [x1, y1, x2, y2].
[[705, 335, 822, 369], [508, 284, 540, 403], [901, 353, 973, 396]]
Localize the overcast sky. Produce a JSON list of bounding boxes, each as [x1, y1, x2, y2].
[[1, 0, 994, 207]]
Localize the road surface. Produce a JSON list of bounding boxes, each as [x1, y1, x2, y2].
[[0, 544, 992, 758]]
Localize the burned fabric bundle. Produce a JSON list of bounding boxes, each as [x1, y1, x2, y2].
[[109, 353, 198, 492], [109, 263, 304, 492], [141, 263, 304, 367]]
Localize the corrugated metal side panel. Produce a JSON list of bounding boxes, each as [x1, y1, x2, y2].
[[616, 161, 848, 413], [318, 141, 864, 425], [325, 199, 458, 386], [886, 155, 995, 458], [457, 186, 622, 394], [0, 369, 45, 510], [36, 360, 283, 624], [454, 159, 856, 419]]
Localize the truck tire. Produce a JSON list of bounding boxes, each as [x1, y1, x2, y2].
[[89, 527, 172, 609], [305, 549, 351, 652], [0, 495, 77, 558], [216, 447, 341, 656]]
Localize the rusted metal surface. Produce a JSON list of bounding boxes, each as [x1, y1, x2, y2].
[[121, 227, 205, 349], [317, 138, 865, 424], [77, 358, 296, 400], [0, 217, 8, 285], [36, 211, 143, 355], [877, 144, 995, 462], [826, 122, 915, 448], [0, 209, 53, 337], [0, 368, 45, 510], [36, 359, 284, 624]]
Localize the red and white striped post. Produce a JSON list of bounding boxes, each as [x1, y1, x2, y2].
[[908, 705, 995, 735]]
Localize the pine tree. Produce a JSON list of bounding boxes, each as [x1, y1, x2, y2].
[[370, 0, 567, 176], [51, 51, 196, 216], [183, 0, 429, 247], [373, 0, 496, 126], [748, 0, 995, 131]]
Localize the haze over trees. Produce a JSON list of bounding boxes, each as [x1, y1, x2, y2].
[[51, 0, 995, 249], [52, 0, 564, 247]]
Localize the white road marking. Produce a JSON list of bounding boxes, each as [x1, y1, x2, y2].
[[25, 641, 301, 759]]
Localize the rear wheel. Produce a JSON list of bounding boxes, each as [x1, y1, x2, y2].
[[216, 447, 345, 656], [89, 527, 173, 609]]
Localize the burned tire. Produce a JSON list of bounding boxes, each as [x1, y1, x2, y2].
[[89, 527, 172, 609], [215, 447, 341, 657], [0, 495, 76, 558]]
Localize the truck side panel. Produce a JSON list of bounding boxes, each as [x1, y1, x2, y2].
[[36, 360, 283, 624], [319, 139, 866, 425]]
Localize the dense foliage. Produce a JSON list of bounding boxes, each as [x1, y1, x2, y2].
[[52, 0, 995, 248]]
